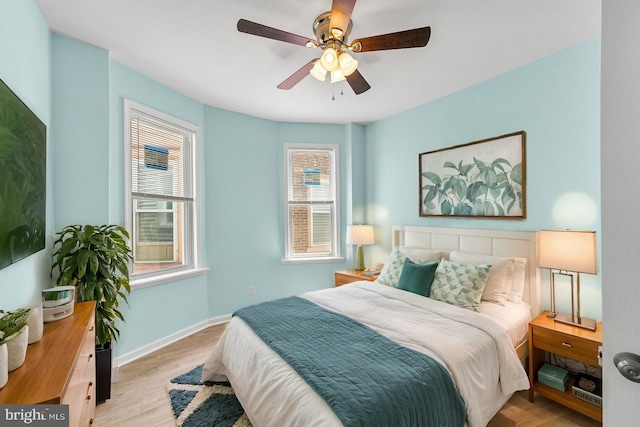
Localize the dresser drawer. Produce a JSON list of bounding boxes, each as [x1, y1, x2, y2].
[[532, 327, 599, 366], [62, 312, 96, 427]]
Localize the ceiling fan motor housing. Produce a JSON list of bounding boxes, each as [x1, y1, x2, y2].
[[313, 12, 352, 46]]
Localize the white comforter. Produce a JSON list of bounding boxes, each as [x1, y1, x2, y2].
[[202, 282, 530, 427]]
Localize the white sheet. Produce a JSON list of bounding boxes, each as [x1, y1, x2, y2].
[[202, 282, 530, 427], [477, 300, 532, 347]]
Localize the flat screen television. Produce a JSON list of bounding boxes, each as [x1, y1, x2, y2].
[[0, 78, 46, 270]]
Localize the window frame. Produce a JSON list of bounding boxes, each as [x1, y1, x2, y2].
[[124, 99, 206, 288], [282, 143, 343, 264]]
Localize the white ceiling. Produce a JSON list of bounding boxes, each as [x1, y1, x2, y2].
[[35, 0, 601, 125]]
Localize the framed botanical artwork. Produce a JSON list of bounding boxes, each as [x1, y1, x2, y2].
[[419, 131, 526, 218]]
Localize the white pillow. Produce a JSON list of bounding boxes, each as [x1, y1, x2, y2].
[[377, 247, 447, 287], [399, 247, 450, 263], [449, 251, 515, 306], [507, 258, 528, 303]]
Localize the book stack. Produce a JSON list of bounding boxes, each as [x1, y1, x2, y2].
[[538, 363, 569, 392], [572, 373, 603, 407]]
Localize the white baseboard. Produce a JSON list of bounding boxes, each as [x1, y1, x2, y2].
[[111, 314, 232, 382]]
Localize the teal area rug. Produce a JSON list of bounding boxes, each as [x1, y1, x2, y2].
[[168, 365, 252, 427]]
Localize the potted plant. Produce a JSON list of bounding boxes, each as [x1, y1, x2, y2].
[[51, 224, 133, 402], [0, 307, 30, 388]]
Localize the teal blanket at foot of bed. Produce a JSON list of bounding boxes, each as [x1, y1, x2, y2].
[[234, 296, 466, 427]]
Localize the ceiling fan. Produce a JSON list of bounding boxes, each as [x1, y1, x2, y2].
[[237, 0, 431, 95]]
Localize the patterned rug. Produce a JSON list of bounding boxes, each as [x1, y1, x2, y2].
[[168, 365, 252, 427]]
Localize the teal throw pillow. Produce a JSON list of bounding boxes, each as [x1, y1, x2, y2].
[[396, 259, 439, 297]]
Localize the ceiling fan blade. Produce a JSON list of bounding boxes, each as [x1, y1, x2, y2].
[[346, 69, 371, 95], [277, 59, 317, 90], [329, 0, 357, 37], [237, 19, 314, 47], [351, 27, 431, 52]]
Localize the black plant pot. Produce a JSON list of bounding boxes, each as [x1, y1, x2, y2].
[[95, 342, 112, 403]]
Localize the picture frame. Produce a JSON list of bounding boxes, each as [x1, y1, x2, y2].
[[419, 131, 526, 218], [0, 79, 47, 270]]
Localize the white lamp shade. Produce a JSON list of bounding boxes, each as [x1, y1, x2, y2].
[[319, 48, 339, 71], [330, 69, 346, 83], [539, 230, 598, 274], [346, 225, 374, 245], [338, 52, 358, 76], [309, 61, 327, 81]]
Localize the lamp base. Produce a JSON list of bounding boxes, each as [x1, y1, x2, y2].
[[554, 312, 597, 331], [355, 244, 365, 271]]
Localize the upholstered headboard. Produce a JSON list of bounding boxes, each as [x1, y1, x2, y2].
[[391, 226, 541, 317]]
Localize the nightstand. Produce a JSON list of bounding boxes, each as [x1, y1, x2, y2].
[[528, 311, 603, 422], [334, 269, 378, 287]]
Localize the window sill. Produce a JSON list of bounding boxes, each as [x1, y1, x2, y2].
[[281, 256, 345, 265], [131, 267, 209, 289]]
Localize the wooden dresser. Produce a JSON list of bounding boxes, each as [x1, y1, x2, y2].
[[0, 301, 96, 427]]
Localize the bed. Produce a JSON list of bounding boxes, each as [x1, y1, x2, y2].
[[202, 226, 541, 427]]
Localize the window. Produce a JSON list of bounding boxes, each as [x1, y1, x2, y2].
[[125, 100, 202, 284], [283, 144, 341, 262]]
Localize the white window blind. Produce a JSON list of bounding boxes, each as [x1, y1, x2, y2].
[[130, 110, 194, 202]]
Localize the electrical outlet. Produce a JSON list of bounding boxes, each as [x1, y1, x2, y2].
[[249, 287, 255, 296]]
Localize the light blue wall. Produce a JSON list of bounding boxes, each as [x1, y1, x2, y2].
[[51, 37, 360, 357], [106, 61, 210, 357], [47, 33, 360, 358], [0, 0, 52, 310], [52, 35, 110, 227], [364, 38, 601, 320], [203, 108, 355, 317], [49, 34, 212, 358]]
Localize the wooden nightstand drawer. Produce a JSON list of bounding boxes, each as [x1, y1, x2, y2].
[[532, 327, 600, 366]]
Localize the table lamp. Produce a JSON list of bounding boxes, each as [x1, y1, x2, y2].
[[346, 225, 374, 271], [539, 230, 598, 331]]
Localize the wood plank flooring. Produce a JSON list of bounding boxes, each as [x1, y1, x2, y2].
[[94, 324, 602, 427]]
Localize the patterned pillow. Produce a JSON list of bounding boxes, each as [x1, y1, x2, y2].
[[377, 248, 445, 287], [449, 251, 515, 306], [429, 259, 491, 312], [377, 249, 407, 287]]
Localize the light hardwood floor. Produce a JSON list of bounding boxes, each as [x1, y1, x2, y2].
[[94, 324, 602, 427]]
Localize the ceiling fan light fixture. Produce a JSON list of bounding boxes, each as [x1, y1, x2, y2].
[[330, 69, 346, 83], [338, 52, 358, 76], [310, 60, 328, 81], [319, 47, 339, 71]]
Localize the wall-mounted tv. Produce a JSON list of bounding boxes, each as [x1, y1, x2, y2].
[[0, 79, 46, 270]]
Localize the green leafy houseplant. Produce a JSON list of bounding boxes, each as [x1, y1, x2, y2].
[[0, 308, 30, 345], [51, 225, 133, 346]]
